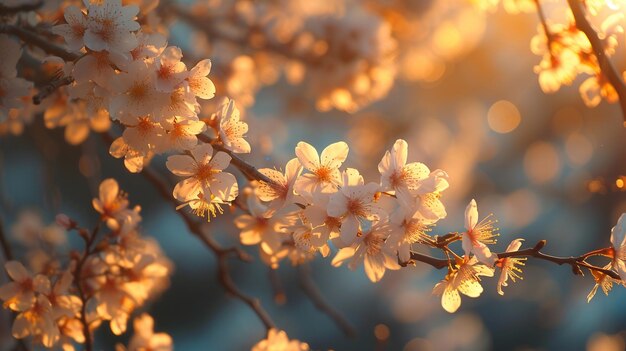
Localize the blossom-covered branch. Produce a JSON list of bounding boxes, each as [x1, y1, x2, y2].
[[565, 0, 626, 122], [407, 238, 620, 280], [136, 157, 276, 330]]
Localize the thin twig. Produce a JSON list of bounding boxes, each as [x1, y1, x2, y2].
[[99, 130, 275, 330], [33, 76, 74, 105], [0, 215, 14, 261], [198, 133, 277, 185], [140, 164, 275, 329], [297, 264, 356, 337], [534, 0, 556, 50], [407, 239, 621, 280], [566, 0, 626, 122]]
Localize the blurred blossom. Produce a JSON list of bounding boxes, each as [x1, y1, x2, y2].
[[524, 141, 561, 184], [587, 333, 626, 351], [487, 100, 521, 134]]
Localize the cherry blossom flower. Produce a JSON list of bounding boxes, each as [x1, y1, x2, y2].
[[130, 31, 166, 62], [120, 115, 166, 154], [120, 313, 173, 351], [294, 141, 349, 195], [90, 275, 136, 335], [327, 168, 385, 245], [163, 118, 206, 151], [610, 213, 626, 282], [84, 0, 140, 54], [388, 202, 433, 263], [331, 222, 399, 282], [495, 239, 526, 295], [92, 178, 142, 234], [186, 59, 216, 99], [51, 5, 88, 52], [432, 257, 495, 313], [462, 199, 498, 266], [154, 46, 188, 93], [235, 197, 288, 255], [252, 328, 309, 351], [109, 61, 165, 120], [287, 219, 331, 258], [166, 143, 238, 202], [175, 190, 226, 221], [44, 271, 81, 321], [0, 261, 49, 312], [11, 211, 67, 247], [411, 170, 449, 222], [256, 158, 302, 212], [301, 192, 342, 246], [110, 136, 150, 173], [378, 139, 430, 196], [73, 51, 128, 89], [152, 83, 199, 123], [587, 264, 620, 302], [216, 98, 250, 153], [579, 72, 618, 107], [12, 294, 59, 347]]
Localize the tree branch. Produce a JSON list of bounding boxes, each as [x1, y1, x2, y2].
[[297, 264, 356, 337], [566, 0, 626, 122], [139, 163, 275, 330], [0, 215, 14, 262], [33, 76, 74, 105], [407, 239, 621, 280], [198, 133, 277, 185]]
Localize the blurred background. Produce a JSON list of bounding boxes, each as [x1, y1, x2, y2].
[[2, 0, 626, 350]]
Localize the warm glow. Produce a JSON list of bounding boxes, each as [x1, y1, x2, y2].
[[524, 141, 561, 184], [487, 100, 521, 134]]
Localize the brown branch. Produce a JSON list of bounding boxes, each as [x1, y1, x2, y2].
[[0, 24, 79, 62], [139, 164, 275, 330], [534, 0, 557, 50], [99, 130, 274, 329], [407, 239, 621, 280], [297, 264, 356, 337], [566, 0, 626, 122], [0, 1, 43, 15], [72, 224, 100, 351], [0, 215, 14, 262], [198, 133, 277, 185], [33, 76, 74, 105]]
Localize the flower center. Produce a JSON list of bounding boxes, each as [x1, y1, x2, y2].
[[364, 231, 384, 255], [195, 163, 217, 183], [314, 166, 332, 183], [129, 81, 149, 101], [346, 198, 366, 217]]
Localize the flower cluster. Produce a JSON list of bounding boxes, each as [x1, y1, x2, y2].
[[510, 1, 624, 108], [45, 0, 230, 160], [227, 139, 448, 282], [177, 0, 397, 112], [0, 178, 173, 349], [252, 329, 309, 351]]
